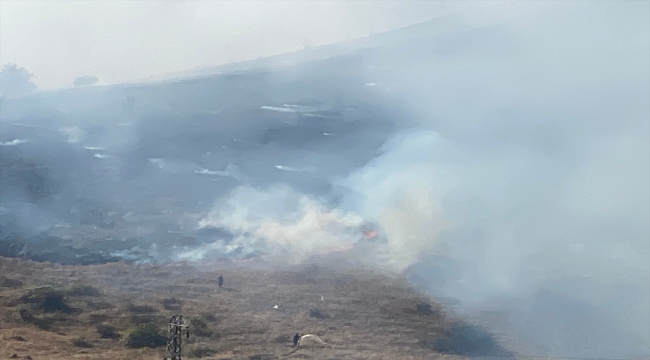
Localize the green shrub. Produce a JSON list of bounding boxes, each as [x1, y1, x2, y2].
[[162, 297, 182, 311], [89, 314, 110, 323], [122, 323, 167, 348], [416, 302, 435, 316], [428, 323, 513, 357], [96, 324, 119, 339], [309, 309, 330, 319], [273, 334, 291, 344], [67, 284, 101, 297], [191, 318, 213, 338], [0, 277, 23, 288], [85, 300, 113, 310], [18, 308, 64, 331], [20, 287, 72, 313], [127, 304, 157, 314], [130, 314, 158, 325], [199, 312, 218, 322], [72, 337, 93, 348], [191, 347, 217, 358]]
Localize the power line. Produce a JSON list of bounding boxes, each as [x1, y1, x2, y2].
[[165, 314, 190, 360]]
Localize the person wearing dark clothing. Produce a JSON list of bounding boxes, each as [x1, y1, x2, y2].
[[218, 275, 223, 288], [293, 333, 300, 347]]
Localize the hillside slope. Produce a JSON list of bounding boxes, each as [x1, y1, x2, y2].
[[0, 256, 514, 359]]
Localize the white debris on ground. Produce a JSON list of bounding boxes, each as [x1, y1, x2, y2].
[[274, 165, 317, 173], [0, 139, 28, 146], [260, 105, 297, 113], [298, 334, 330, 347]]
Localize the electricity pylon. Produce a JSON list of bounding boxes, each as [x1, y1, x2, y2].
[[166, 314, 190, 360]]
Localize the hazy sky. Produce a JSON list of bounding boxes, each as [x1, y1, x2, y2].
[[0, 0, 493, 90]]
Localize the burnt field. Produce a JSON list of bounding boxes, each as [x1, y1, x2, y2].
[[0, 53, 410, 265]]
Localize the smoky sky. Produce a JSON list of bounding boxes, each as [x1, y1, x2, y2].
[[0, 0, 482, 89], [0, 1, 649, 358]]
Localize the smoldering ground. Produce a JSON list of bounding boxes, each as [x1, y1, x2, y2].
[[1, 1, 648, 358]]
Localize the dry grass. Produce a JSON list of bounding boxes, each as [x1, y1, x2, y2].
[[0, 256, 514, 359]]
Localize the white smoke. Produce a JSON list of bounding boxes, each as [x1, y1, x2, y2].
[[196, 184, 365, 264], [187, 130, 449, 272], [59, 126, 86, 143], [2, 1, 645, 357], [184, 3, 649, 356]]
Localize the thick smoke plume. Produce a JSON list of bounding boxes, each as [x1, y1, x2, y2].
[[1, 1, 648, 358], [183, 2, 650, 357], [190, 130, 447, 272]]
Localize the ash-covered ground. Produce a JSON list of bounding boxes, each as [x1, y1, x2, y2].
[[0, 61, 404, 265]]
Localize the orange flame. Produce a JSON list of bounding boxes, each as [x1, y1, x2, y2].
[[362, 230, 378, 239]]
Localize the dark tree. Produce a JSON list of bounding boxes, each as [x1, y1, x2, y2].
[[0, 64, 36, 98], [73, 75, 99, 87]]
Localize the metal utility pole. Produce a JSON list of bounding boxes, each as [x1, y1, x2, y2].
[[166, 314, 190, 360]]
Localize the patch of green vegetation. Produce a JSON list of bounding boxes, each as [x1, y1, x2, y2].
[[130, 314, 159, 325], [162, 297, 182, 311], [426, 322, 514, 358], [191, 347, 217, 358], [85, 299, 113, 310], [19, 308, 51, 330], [273, 334, 291, 344], [309, 309, 330, 319], [416, 302, 436, 316], [19, 287, 73, 313], [18, 307, 71, 331], [89, 314, 110, 323], [66, 284, 101, 297], [190, 317, 213, 338], [199, 312, 219, 323], [121, 323, 167, 348], [0, 277, 23, 288], [248, 354, 275, 360], [72, 337, 93, 348], [127, 304, 157, 314], [96, 324, 119, 339]]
